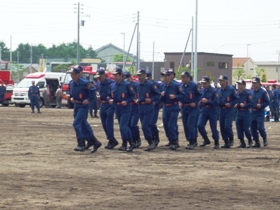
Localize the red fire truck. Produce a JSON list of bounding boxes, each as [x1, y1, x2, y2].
[[61, 66, 114, 108], [0, 61, 14, 106]]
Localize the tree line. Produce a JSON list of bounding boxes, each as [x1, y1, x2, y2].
[[0, 41, 98, 63]]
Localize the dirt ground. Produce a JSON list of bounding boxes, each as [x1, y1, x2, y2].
[[0, 106, 279, 210]]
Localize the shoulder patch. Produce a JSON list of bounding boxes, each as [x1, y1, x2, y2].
[[130, 86, 134, 91], [179, 86, 183, 91], [154, 84, 157, 89], [249, 95, 253, 100], [216, 93, 219, 98], [87, 83, 92, 89]]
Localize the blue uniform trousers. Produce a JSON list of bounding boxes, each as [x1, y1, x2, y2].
[[181, 106, 199, 141], [73, 105, 94, 140], [30, 96, 40, 111], [197, 108, 219, 141], [100, 103, 115, 141], [270, 104, 279, 122], [162, 105, 180, 143], [251, 110, 267, 141], [129, 104, 140, 140], [219, 108, 234, 141], [139, 104, 154, 141], [150, 104, 160, 139], [236, 110, 252, 140], [115, 104, 133, 140]]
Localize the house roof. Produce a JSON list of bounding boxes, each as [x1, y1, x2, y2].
[[255, 61, 280, 66], [164, 52, 233, 57], [232, 57, 251, 67], [95, 43, 135, 57]]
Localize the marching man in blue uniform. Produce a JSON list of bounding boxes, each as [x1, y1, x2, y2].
[[197, 76, 220, 149], [94, 69, 119, 150], [109, 68, 136, 152], [135, 69, 161, 151], [146, 71, 162, 146], [218, 75, 239, 148], [123, 71, 141, 148], [161, 69, 184, 150], [69, 67, 102, 153], [250, 77, 270, 147], [180, 71, 201, 150], [234, 79, 253, 148], [270, 84, 279, 122], [28, 80, 41, 114]]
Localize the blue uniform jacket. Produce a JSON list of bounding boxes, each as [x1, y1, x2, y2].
[[199, 86, 219, 108], [70, 78, 95, 104], [97, 78, 115, 101], [109, 79, 135, 104], [28, 85, 40, 98], [270, 89, 279, 106], [218, 85, 239, 108], [236, 89, 253, 109], [161, 80, 185, 104], [136, 80, 161, 104], [251, 87, 270, 110], [180, 81, 201, 105]]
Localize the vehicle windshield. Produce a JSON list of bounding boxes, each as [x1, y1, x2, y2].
[[63, 72, 95, 84], [16, 79, 38, 88]]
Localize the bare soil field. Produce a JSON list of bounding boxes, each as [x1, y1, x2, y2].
[[0, 106, 279, 210]]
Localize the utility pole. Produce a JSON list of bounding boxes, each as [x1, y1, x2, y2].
[[193, 0, 198, 82], [191, 16, 194, 73], [246, 44, 251, 76], [30, 44, 32, 73], [152, 41, 155, 79], [0, 48, 2, 61], [136, 11, 140, 71], [77, 2, 80, 64], [121, 33, 125, 69], [17, 51, 19, 63]]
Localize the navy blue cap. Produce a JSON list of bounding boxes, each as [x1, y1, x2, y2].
[[136, 68, 147, 75], [218, 75, 228, 81], [146, 72, 152, 77], [94, 69, 105, 78], [181, 71, 191, 77], [200, 76, 210, 83], [236, 79, 246, 85], [112, 68, 122, 74], [70, 67, 81, 74], [76, 65, 83, 71], [161, 69, 174, 76], [123, 71, 131, 78], [252, 77, 261, 83]]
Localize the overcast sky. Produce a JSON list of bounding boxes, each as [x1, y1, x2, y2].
[[1, 0, 280, 62]]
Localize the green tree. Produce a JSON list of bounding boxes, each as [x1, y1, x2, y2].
[[0, 41, 11, 61], [206, 71, 214, 83], [232, 65, 246, 81], [128, 65, 135, 74], [255, 68, 266, 78], [113, 54, 132, 62], [11, 62, 25, 82], [261, 72, 267, 82], [53, 64, 71, 72]]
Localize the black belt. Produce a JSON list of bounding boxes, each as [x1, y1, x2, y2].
[[164, 102, 178, 106], [74, 100, 83, 104]]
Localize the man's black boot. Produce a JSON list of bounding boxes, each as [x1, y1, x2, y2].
[[74, 139, 85, 152], [118, 140, 127, 151], [145, 138, 156, 151], [188, 140, 196, 150], [229, 137, 234, 146], [135, 137, 141, 148], [94, 110, 99, 118], [221, 139, 230, 148], [90, 136, 102, 153], [86, 134, 99, 149], [252, 139, 261, 148], [106, 138, 119, 149], [127, 139, 136, 152], [213, 140, 220, 149], [263, 138, 268, 147], [237, 139, 246, 148], [200, 136, 210, 147], [169, 140, 178, 150], [247, 138, 253, 148]]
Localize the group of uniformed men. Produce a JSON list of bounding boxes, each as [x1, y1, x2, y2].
[[68, 65, 270, 153]]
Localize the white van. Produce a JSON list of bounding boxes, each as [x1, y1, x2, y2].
[[11, 72, 65, 108]]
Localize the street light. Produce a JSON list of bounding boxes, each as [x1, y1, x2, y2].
[[121, 33, 125, 69], [246, 44, 251, 76]]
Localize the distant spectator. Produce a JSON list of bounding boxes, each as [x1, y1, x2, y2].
[[0, 79, 6, 106], [55, 85, 62, 108]]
